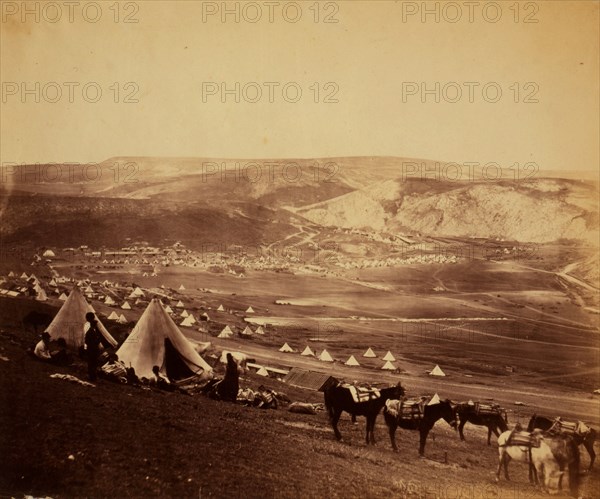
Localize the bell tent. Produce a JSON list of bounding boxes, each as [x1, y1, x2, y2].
[[46, 287, 117, 349], [115, 298, 213, 381]]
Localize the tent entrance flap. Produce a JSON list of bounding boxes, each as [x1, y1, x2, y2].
[[163, 338, 197, 380]]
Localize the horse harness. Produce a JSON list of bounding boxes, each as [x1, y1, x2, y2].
[[467, 401, 506, 420], [547, 417, 590, 438], [385, 397, 429, 421], [343, 384, 381, 404]]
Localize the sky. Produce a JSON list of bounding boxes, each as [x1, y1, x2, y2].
[[1, 0, 599, 174]]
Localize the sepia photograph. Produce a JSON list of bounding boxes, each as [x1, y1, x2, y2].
[[0, 1, 598, 497]]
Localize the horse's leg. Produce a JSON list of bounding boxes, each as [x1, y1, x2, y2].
[[418, 429, 428, 457], [496, 452, 504, 482], [504, 454, 511, 481], [387, 418, 398, 452], [331, 409, 342, 441], [369, 416, 376, 445], [584, 439, 595, 471], [365, 415, 373, 445], [458, 419, 466, 441]]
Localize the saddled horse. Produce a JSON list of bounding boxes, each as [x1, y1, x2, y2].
[[456, 401, 508, 445], [324, 381, 405, 445], [383, 397, 457, 456], [496, 429, 579, 497], [527, 414, 596, 472]]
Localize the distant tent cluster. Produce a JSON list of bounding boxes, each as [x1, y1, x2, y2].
[[278, 344, 403, 371]]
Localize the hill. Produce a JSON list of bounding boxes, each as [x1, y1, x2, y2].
[[295, 178, 600, 244]]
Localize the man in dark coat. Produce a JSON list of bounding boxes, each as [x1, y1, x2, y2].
[[216, 353, 239, 402], [84, 312, 112, 381]]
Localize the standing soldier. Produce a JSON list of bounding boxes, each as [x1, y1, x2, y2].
[[84, 312, 112, 381]]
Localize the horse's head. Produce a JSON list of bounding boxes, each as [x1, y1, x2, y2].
[[526, 413, 537, 432], [394, 381, 406, 399], [385, 381, 405, 400]]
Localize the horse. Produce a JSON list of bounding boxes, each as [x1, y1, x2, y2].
[[456, 402, 508, 445], [496, 429, 579, 497], [527, 414, 595, 471], [324, 381, 405, 445], [383, 398, 458, 456]]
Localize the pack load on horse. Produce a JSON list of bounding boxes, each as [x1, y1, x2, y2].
[[527, 414, 596, 471], [383, 394, 457, 456], [324, 380, 405, 445], [497, 426, 580, 497], [457, 400, 508, 445]]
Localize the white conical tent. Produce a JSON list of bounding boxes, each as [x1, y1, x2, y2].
[[179, 284, 185, 290], [363, 348, 377, 358], [117, 314, 128, 324], [49, 278, 57, 287], [108, 311, 119, 320], [115, 298, 213, 381], [217, 304, 225, 312], [301, 346, 315, 357], [382, 360, 396, 370], [382, 351, 396, 362], [34, 283, 48, 301], [256, 366, 269, 377], [279, 342, 294, 353], [85, 285, 93, 293], [121, 301, 131, 310], [175, 300, 184, 308], [104, 296, 116, 306], [46, 287, 117, 349], [430, 365, 446, 377], [187, 314, 196, 324], [165, 305, 174, 314], [20, 272, 29, 279], [180, 316, 194, 327], [345, 355, 360, 366], [428, 393, 441, 405], [181, 310, 189, 318], [132, 287, 145, 297], [59, 292, 68, 301], [255, 325, 265, 335], [246, 306, 255, 313], [43, 249, 56, 257], [241, 326, 253, 336], [8, 271, 15, 277], [218, 325, 234, 338], [319, 349, 334, 362]]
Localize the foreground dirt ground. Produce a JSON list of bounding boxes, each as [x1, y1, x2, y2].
[[1, 322, 599, 499]]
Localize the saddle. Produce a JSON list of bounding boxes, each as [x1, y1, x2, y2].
[[344, 384, 381, 404], [473, 401, 503, 417], [548, 418, 590, 437], [505, 430, 541, 448], [385, 398, 426, 421]]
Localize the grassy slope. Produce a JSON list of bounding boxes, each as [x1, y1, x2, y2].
[[1, 314, 599, 499]]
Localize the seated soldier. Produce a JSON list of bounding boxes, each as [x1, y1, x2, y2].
[[50, 338, 73, 366], [152, 365, 175, 391], [33, 332, 53, 361]]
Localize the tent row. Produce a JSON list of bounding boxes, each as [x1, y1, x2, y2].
[[277, 343, 447, 376], [279, 343, 400, 370], [217, 324, 265, 338]]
